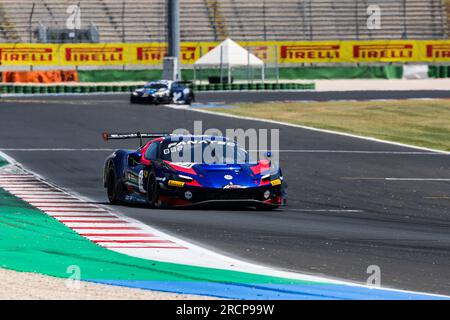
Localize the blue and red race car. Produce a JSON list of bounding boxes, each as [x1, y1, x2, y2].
[[102, 132, 286, 209]]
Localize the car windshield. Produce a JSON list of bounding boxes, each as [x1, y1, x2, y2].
[[161, 139, 249, 164], [144, 83, 167, 90]]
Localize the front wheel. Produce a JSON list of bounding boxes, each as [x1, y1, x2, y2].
[[130, 96, 138, 104], [146, 173, 159, 208], [184, 92, 195, 105], [106, 169, 121, 204]]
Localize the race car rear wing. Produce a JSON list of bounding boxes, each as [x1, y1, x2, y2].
[[102, 132, 170, 145]]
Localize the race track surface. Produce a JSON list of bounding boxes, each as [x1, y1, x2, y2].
[[0, 93, 449, 295], [194, 90, 450, 103]]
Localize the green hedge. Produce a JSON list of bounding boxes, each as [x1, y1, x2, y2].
[[182, 66, 404, 81], [276, 65, 403, 80], [77, 69, 163, 82], [76, 66, 404, 83]]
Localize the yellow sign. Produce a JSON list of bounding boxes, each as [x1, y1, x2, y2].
[[279, 42, 341, 63], [61, 44, 127, 65], [0, 44, 56, 66], [130, 43, 200, 65], [420, 41, 450, 62], [0, 40, 449, 66], [349, 41, 415, 63]]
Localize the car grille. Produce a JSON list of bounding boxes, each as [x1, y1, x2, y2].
[[199, 189, 259, 201]]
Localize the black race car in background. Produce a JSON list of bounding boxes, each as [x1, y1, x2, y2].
[[130, 80, 195, 105]]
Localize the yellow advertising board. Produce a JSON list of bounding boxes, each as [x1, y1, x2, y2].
[[277, 40, 422, 63], [418, 40, 450, 62], [0, 40, 449, 66], [60, 43, 129, 65], [0, 44, 56, 66], [129, 42, 201, 65]]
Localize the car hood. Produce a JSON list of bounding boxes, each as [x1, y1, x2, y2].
[[136, 88, 157, 94], [193, 163, 260, 188]]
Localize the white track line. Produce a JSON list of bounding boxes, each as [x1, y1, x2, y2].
[[31, 203, 101, 207], [288, 208, 364, 213], [386, 178, 450, 181], [342, 177, 450, 182], [0, 148, 115, 152], [42, 212, 116, 217]]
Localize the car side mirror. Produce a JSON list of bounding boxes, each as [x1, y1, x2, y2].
[[128, 152, 142, 166]]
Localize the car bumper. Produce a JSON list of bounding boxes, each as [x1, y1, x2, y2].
[[177, 199, 284, 209], [158, 184, 286, 208], [130, 94, 159, 103]]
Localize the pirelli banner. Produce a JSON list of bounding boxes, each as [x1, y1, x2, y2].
[[277, 40, 450, 64], [0, 41, 449, 66]]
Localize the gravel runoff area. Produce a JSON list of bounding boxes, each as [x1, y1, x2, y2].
[[0, 268, 214, 300]]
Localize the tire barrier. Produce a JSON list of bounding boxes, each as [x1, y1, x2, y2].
[[0, 82, 315, 95]]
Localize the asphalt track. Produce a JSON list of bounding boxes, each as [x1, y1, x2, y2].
[[0, 92, 449, 295], [195, 90, 450, 103], [3, 90, 450, 103]]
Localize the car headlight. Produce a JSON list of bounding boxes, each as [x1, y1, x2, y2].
[[168, 180, 185, 187], [270, 179, 282, 186], [132, 92, 138, 96]]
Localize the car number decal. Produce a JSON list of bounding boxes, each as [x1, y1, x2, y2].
[[138, 170, 146, 193]]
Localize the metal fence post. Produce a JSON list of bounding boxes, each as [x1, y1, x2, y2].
[[122, 0, 125, 70], [308, 0, 313, 40], [275, 44, 279, 84], [29, 3, 35, 43], [402, 0, 408, 39], [220, 45, 223, 83], [247, 48, 250, 84], [355, 0, 359, 40], [263, 0, 267, 41]]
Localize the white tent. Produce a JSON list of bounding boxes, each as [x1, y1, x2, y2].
[[194, 38, 264, 84]]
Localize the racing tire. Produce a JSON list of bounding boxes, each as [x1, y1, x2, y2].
[[184, 93, 195, 105], [106, 168, 121, 204], [146, 172, 159, 208], [130, 96, 138, 104]]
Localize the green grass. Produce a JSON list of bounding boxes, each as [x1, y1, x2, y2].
[[0, 187, 313, 285], [0, 156, 7, 168], [205, 99, 450, 151]]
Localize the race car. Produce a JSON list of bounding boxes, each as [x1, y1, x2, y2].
[[102, 132, 286, 209], [130, 80, 195, 105]]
